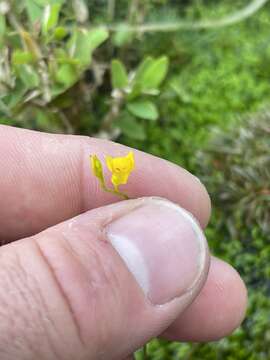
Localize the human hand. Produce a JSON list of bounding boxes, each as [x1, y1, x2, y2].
[[0, 125, 247, 360]]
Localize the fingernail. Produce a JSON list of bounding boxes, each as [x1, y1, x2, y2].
[[106, 197, 208, 305]]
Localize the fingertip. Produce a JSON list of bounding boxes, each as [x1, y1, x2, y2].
[[210, 257, 248, 338], [164, 256, 247, 342]]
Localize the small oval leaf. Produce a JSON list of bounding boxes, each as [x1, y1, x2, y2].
[[139, 56, 169, 90], [68, 28, 109, 67], [127, 100, 159, 121], [117, 116, 146, 140], [111, 59, 128, 89], [42, 4, 62, 36], [12, 50, 35, 65]]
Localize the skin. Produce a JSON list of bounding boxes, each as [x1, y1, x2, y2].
[[0, 125, 247, 359]]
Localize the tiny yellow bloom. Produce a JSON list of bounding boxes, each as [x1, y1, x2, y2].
[[90, 155, 105, 184], [105, 151, 135, 190]]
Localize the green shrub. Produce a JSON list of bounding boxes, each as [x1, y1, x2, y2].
[[0, 0, 171, 139]]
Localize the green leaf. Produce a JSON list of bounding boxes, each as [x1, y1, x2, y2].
[[18, 65, 40, 88], [133, 57, 154, 84], [116, 116, 146, 141], [35, 109, 52, 130], [68, 28, 109, 67], [136, 56, 169, 91], [52, 50, 80, 71], [55, 63, 78, 88], [42, 3, 62, 36], [111, 60, 128, 89], [54, 26, 68, 40], [87, 28, 109, 52], [25, 0, 43, 25], [128, 57, 154, 98], [127, 100, 159, 121], [12, 50, 35, 65], [3, 82, 27, 109]]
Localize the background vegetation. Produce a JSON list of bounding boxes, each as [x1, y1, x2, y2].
[[0, 0, 269, 358]]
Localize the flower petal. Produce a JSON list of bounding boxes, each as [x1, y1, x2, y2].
[[105, 156, 114, 172]]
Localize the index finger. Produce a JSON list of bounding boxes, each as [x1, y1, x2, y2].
[[0, 125, 211, 243]]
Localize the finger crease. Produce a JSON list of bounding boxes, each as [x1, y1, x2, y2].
[[34, 240, 85, 348]]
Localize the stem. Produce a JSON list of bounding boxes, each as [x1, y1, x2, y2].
[[99, 94, 124, 133], [107, 0, 115, 22], [0, 48, 14, 91], [101, 184, 129, 200], [127, 0, 140, 24], [7, 13, 51, 103], [116, 191, 129, 200], [38, 59, 51, 103], [101, 0, 268, 33]]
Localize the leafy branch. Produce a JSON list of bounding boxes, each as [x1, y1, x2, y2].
[[103, 0, 269, 33]]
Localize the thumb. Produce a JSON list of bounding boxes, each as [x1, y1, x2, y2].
[[0, 197, 209, 360]]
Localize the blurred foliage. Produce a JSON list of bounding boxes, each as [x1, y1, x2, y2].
[[199, 111, 270, 236], [195, 111, 270, 360], [0, 0, 170, 138], [1, 0, 270, 359]]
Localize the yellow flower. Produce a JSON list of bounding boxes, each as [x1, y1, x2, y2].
[[90, 155, 105, 184], [89, 152, 134, 199], [106, 151, 135, 190]]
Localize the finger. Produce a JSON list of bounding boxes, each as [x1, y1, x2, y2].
[[0, 125, 211, 243], [163, 257, 247, 342], [0, 197, 209, 360]]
